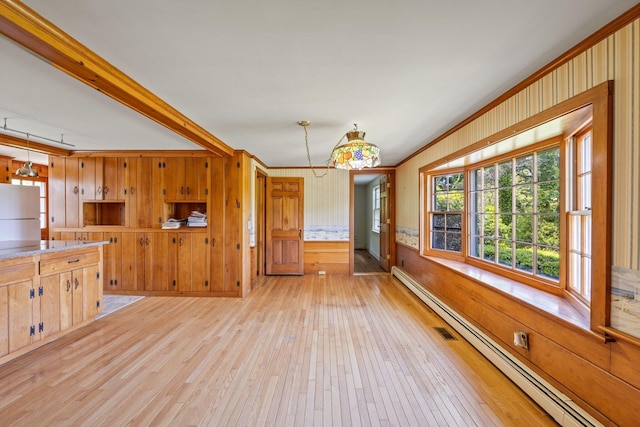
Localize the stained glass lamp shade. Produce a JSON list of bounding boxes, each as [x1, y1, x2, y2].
[[331, 130, 381, 170]]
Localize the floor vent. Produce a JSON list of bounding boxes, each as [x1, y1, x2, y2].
[[434, 326, 457, 340], [392, 266, 602, 427]]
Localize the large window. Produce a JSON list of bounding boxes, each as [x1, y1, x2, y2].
[[469, 147, 560, 281]]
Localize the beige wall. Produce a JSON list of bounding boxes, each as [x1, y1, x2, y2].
[[396, 19, 640, 269]]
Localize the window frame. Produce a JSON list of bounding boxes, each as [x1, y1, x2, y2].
[[372, 185, 381, 233], [424, 171, 465, 260]]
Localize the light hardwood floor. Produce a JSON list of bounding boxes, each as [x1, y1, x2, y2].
[[0, 274, 556, 426]]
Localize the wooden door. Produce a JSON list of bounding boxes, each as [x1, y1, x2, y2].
[[164, 158, 185, 200], [379, 174, 391, 271], [120, 232, 139, 291], [71, 270, 83, 325], [104, 232, 122, 290], [184, 157, 210, 200], [191, 233, 210, 292], [266, 177, 304, 275], [176, 233, 192, 292], [129, 157, 154, 228], [59, 271, 73, 330], [102, 157, 125, 200], [146, 233, 169, 291]]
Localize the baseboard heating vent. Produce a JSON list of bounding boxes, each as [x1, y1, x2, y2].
[[434, 326, 457, 341], [391, 266, 602, 427]]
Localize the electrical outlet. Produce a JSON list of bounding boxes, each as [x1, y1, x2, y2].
[[318, 270, 326, 275], [514, 330, 529, 350]]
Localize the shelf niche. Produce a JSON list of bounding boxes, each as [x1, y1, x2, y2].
[[164, 201, 207, 223], [83, 201, 125, 226]]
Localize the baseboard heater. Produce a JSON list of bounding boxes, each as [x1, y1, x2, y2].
[[391, 266, 602, 427]]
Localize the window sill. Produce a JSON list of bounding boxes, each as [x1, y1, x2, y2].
[[424, 255, 591, 332]]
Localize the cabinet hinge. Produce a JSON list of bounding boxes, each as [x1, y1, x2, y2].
[[96, 300, 100, 308], [205, 280, 209, 287], [30, 325, 35, 336], [39, 322, 44, 333], [205, 189, 209, 195], [236, 281, 240, 287], [236, 243, 240, 250], [205, 162, 209, 168], [237, 162, 240, 168], [38, 286, 43, 296], [96, 272, 100, 279], [205, 238, 209, 244], [29, 288, 35, 299], [172, 280, 176, 287], [162, 189, 166, 195], [158, 217, 162, 224], [123, 161, 127, 168]]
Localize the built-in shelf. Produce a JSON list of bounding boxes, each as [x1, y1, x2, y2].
[[83, 200, 126, 226], [164, 201, 206, 220]]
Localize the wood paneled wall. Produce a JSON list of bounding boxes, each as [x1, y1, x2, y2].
[[303, 241, 349, 274]]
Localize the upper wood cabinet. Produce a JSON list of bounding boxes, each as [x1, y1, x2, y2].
[[0, 156, 12, 184], [163, 157, 210, 201], [48, 156, 80, 228], [80, 157, 127, 201], [127, 157, 155, 228]]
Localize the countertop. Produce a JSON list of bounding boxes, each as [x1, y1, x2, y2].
[[0, 240, 109, 260]]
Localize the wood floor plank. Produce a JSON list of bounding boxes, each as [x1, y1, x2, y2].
[[0, 274, 557, 426]]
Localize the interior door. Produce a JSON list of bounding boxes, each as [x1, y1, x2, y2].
[[266, 177, 304, 275], [379, 174, 390, 271]]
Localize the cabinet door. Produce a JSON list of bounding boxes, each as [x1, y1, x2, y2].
[[176, 233, 192, 292], [48, 156, 66, 229], [192, 233, 211, 292], [185, 157, 210, 201], [39, 274, 61, 339], [145, 233, 169, 291], [120, 232, 141, 291], [71, 270, 83, 325], [59, 271, 73, 330], [8, 280, 34, 353], [65, 158, 80, 227], [0, 156, 11, 183], [104, 233, 122, 290], [153, 158, 165, 226], [129, 157, 155, 228], [103, 157, 126, 200], [164, 158, 186, 200], [80, 157, 97, 200], [82, 265, 101, 320]]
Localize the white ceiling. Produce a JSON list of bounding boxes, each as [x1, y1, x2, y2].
[[0, 0, 637, 167]]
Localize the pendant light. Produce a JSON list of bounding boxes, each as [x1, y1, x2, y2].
[[16, 133, 39, 178]]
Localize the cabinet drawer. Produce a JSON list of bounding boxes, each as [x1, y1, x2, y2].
[[40, 250, 100, 275]]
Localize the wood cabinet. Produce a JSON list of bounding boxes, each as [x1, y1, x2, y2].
[[103, 232, 122, 291], [127, 157, 155, 228], [0, 243, 104, 365], [0, 155, 12, 183], [163, 157, 210, 201], [166, 232, 210, 292], [80, 157, 127, 201]]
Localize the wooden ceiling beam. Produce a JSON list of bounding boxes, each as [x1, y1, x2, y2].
[[0, 132, 71, 157], [0, 0, 234, 158]]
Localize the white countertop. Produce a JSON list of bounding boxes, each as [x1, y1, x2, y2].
[[0, 240, 109, 260]]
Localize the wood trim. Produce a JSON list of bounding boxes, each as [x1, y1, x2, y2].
[[0, 1, 234, 158], [70, 150, 213, 158], [396, 4, 640, 167]]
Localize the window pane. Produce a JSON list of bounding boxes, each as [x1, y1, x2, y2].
[[483, 190, 495, 211], [470, 235, 481, 258], [583, 257, 592, 299], [569, 214, 581, 252], [483, 166, 496, 189], [498, 161, 512, 187], [515, 155, 533, 184], [434, 176, 448, 191], [537, 214, 559, 247], [515, 215, 533, 243], [483, 213, 496, 236], [537, 147, 560, 182], [569, 253, 581, 292], [497, 240, 512, 267], [450, 173, 464, 190], [583, 215, 591, 256], [537, 181, 559, 213], [537, 246, 559, 280], [470, 213, 481, 235], [471, 191, 482, 213], [446, 214, 462, 231], [497, 188, 512, 213], [514, 184, 533, 213], [432, 214, 445, 230], [471, 169, 482, 191], [446, 233, 462, 252], [432, 231, 445, 250], [448, 191, 464, 211], [515, 243, 533, 273], [580, 173, 591, 209], [435, 194, 448, 211], [483, 239, 496, 262], [497, 214, 512, 239]]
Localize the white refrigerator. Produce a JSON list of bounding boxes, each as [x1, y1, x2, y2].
[[0, 184, 41, 241]]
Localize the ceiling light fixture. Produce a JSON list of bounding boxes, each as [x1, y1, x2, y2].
[[15, 133, 39, 177], [299, 121, 381, 177]]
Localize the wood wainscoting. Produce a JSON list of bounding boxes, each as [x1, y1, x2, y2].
[[304, 241, 349, 274]]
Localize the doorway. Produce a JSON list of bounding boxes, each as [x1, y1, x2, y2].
[[350, 169, 395, 274]]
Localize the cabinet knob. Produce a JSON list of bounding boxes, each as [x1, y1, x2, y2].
[[139, 237, 144, 246], [130, 186, 135, 195], [104, 186, 109, 195], [74, 278, 79, 290], [97, 185, 102, 195], [73, 186, 79, 194], [66, 280, 71, 292], [145, 237, 150, 246]]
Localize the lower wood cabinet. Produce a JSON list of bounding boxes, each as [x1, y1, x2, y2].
[[0, 243, 104, 365]]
